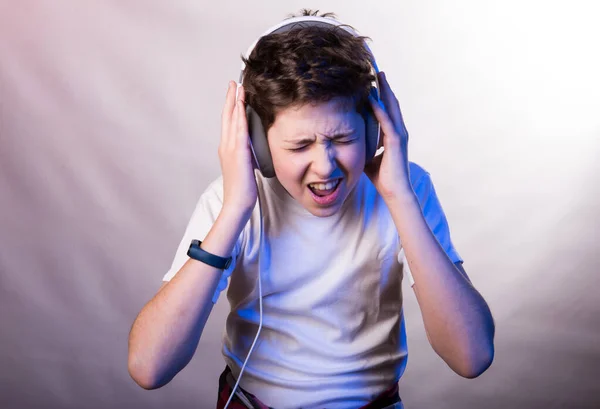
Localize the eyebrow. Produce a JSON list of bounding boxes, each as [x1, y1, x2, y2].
[[285, 131, 355, 145]]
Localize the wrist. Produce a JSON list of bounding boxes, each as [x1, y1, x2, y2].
[[383, 187, 419, 211], [381, 182, 416, 204], [196, 207, 248, 261], [218, 205, 252, 232]]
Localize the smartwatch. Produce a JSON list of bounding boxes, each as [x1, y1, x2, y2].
[[187, 239, 232, 270]]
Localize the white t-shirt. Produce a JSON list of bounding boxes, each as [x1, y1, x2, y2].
[[163, 162, 462, 409]]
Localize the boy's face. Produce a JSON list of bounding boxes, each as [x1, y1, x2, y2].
[[267, 97, 366, 217]]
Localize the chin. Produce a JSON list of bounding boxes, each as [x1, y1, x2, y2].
[[306, 204, 342, 218]]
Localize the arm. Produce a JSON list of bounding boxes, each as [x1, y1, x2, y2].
[[128, 80, 257, 389], [366, 71, 494, 378], [389, 193, 495, 378], [127, 208, 248, 390]]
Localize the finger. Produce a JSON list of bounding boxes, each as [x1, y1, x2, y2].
[[236, 86, 249, 145], [237, 83, 245, 104], [221, 81, 236, 147], [228, 86, 240, 150], [369, 94, 400, 145], [378, 72, 408, 137], [378, 72, 400, 119]]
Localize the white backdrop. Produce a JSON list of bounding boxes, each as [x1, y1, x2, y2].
[[1, 1, 599, 408]]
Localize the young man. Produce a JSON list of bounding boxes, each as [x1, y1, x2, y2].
[[128, 10, 495, 409]]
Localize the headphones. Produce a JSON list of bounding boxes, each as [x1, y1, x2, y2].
[[239, 16, 381, 179]]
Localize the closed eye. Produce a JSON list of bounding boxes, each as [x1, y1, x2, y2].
[[288, 138, 356, 152], [334, 139, 356, 144]]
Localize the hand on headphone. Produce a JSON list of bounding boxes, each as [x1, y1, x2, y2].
[[364, 72, 413, 202], [218, 81, 258, 217]]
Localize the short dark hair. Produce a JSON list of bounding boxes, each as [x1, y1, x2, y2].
[[241, 9, 376, 134]]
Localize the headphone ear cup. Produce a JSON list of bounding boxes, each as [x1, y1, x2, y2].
[[364, 86, 381, 163], [246, 105, 276, 178]]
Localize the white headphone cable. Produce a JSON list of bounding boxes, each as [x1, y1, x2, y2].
[[223, 186, 264, 409]]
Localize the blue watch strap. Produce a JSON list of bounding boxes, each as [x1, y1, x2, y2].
[[187, 239, 232, 270]]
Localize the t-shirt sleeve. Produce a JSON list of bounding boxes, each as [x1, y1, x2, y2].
[[401, 165, 463, 286], [162, 178, 243, 303]]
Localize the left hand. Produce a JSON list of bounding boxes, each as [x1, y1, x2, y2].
[[364, 71, 413, 201]]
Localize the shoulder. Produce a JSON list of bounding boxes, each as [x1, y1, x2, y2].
[[199, 171, 268, 217], [409, 161, 432, 189], [185, 175, 228, 222], [198, 175, 226, 204]]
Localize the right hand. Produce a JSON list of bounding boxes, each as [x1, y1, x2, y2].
[[218, 81, 258, 218]]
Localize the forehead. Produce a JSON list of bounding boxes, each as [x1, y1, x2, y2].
[[270, 97, 362, 138]]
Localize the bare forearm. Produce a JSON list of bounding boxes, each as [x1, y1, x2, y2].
[[127, 208, 248, 389], [386, 193, 494, 378]]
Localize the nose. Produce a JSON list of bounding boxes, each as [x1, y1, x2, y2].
[[311, 143, 337, 178]]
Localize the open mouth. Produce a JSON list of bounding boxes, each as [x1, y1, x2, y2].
[[308, 179, 341, 196], [307, 179, 342, 205]]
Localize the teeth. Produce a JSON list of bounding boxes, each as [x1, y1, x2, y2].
[[309, 180, 339, 191]]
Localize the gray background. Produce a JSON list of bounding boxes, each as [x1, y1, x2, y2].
[[1, 1, 599, 408]]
